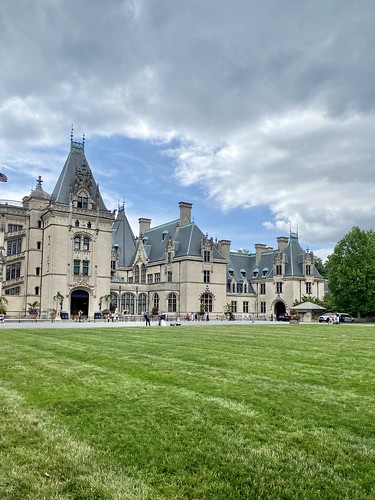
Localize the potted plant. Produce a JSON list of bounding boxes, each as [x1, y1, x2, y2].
[[28, 301, 41, 318], [289, 309, 300, 324]]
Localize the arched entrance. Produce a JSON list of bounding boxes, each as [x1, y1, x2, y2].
[[71, 289, 89, 317], [274, 300, 286, 320]]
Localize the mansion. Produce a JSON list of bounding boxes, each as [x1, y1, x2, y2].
[[0, 137, 325, 320]]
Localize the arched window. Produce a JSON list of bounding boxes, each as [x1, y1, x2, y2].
[[124, 293, 135, 314], [74, 236, 81, 250], [141, 264, 146, 284], [153, 293, 159, 313], [138, 293, 147, 314], [87, 221, 92, 229], [134, 265, 140, 283], [75, 220, 80, 227], [83, 236, 90, 251], [168, 293, 177, 312], [200, 293, 213, 312], [35, 286, 40, 296]]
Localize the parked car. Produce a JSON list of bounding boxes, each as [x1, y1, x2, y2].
[[336, 313, 354, 323], [318, 313, 332, 323]]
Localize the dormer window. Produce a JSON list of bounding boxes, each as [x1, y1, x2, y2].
[[240, 269, 246, 278], [228, 268, 234, 277], [262, 267, 269, 277], [162, 231, 168, 241], [77, 196, 88, 209], [253, 268, 259, 278]]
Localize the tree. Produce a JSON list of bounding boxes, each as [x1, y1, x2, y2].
[[292, 295, 324, 307], [326, 226, 375, 318], [0, 295, 8, 315], [314, 257, 328, 279]]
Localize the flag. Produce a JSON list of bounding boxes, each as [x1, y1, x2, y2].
[[0, 173, 7, 182]]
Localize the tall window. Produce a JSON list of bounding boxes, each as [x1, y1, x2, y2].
[[147, 274, 153, 284], [154, 273, 160, 283], [138, 293, 147, 314], [168, 293, 177, 312], [74, 236, 81, 250], [201, 293, 213, 312], [153, 293, 159, 312], [203, 270, 210, 283], [276, 264, 282, 275], [204, 250, 210, 262], [6, 262, 21, 280], [276, 282, 283, 294], [231, 301, 237, 313], [7, 239, 22, 255], [305, 265, 311, 275], [260, 301, 266, 313], [83, 237, 90, 251], [37, 241, 41, 250], [167, 271, 173, 282], [134, 265, 140, 283], [243, 301, 249, 313], [73, 260, 80, 275], [36, 267, 40, 276], [124, 293, 135, 314], [35, 286, 40, 295], [141, 264, 146, 284], [306, 282, 312, 294], [237, 283, 243, 293], [260, 283, 266, 294], [82, 260, 89, 276]]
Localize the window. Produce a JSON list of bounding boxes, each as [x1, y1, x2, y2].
[[306, 265, 311, 275], [168, 293, 177, 312], [82, 260, 89, 276], [38, 220, 42, 228], [7, 239, 22, 255], [6, 262, 21, 280], [147, 273, 153, 284], [253, 268, 259, 278], [124, 293, 135, 314], [154, 273, 160, 283], [276, 264, 282, 275], [7, 224, 23, 232], [36, 267, 40, 276], [204, 250, 210, 262], [167, 271, 173, 282], [74, 236, 81, 250], [262, 267, 269, 277], [240, 269, 246, 278], [276, 282, 283, 294], [260, 301, 266, 313], [232, 283, 236, 293], [73, 260, 80, 275], [87, 221, 92, 229], [244, 284, 247, 293], [237, 283, 243, 293], [201, 293, 213, 312], [167, 252, 172, 264], [77, 196, 88, 209], [203, 270, 210, 283], [83, 237, 90, 251], [134, 265, 139, 283], [162, 231, 168, 241], [260, 283, 266, 294], [37, 241, 41, 250], [243, 301, 249, 313], [306, 282, 312, 294], [228, 268, 234, 277], [111, 260, 116, 273], [141, 264, 146, 284], [153, 293, 159, 311], [75, 220, 80, 227], [5, 286, 20, 295], [138, 293, 147, 314], [35, 286, 40, 295], [231, 301, 237, 313]]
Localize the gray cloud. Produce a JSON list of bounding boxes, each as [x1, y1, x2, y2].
[[1, 0, 375, 249]]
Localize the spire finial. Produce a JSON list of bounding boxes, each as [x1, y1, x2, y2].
[[37, 175, 43, 187], [70, 124, 74, 142]]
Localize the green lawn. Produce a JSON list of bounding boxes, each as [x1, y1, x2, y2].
[[1, 324, 375, 499]]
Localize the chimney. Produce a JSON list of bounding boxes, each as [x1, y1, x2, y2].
[[255, 243, 267, 264], [179, 201, 192, 226], [277, 236, 289, 252], [138, 218, 151, 236], [218, 239, 231, 262]]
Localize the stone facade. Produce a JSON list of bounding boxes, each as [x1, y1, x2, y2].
[[0, 138, 325, 319]]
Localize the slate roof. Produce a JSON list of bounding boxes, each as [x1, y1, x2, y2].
[[228, 232, 323, 283], [112, 205, 136, 267], [51, 140, 107, 210]]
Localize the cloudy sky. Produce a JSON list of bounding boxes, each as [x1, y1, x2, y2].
[[1, 0, 374, 260]]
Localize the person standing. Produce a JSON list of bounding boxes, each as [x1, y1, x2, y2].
[[144, 312, 151, 326]]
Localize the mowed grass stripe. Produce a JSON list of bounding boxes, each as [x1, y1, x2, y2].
[[1, 325, 375, 498]]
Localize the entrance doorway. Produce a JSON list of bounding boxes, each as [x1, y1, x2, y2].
[[71, 289, 89, 317], [274, 300, 286, 320]]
